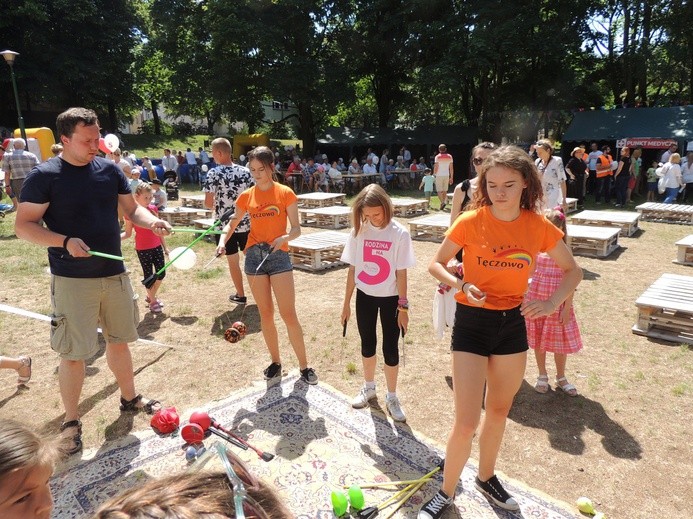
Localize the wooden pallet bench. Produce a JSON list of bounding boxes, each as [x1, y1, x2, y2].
[[409, 213, 450, 242], [392, 198, 429, 217], [673, 235, 693, 266], [160, 206, 211, 226], [635, 202, 693, 225], [299, 206, 351, 229], [632, 273, 693, 345], [288, 230, 349, 271], [566, 224, 620, 258], [569, 210, 640, 237], [564, 197, 578, 213], [180, 194, 206, 209], [296, 192, 346, 208]]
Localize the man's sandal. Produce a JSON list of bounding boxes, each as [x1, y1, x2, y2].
[[556, 376, 578, 397], [534, 374, 550, 394], [17, 356, 32, 385], [60, 419, 83, 456], [119, 394, 162, 415]]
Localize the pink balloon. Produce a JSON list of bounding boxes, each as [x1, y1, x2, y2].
[[98, 137, 110, 154]]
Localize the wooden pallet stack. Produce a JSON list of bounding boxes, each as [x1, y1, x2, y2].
[[569, 210, 641, 237], [409, 213, 450, 242], [632, 273, 693, 345], [635, 202, 693, 225], [673, 235, 693, 266], [288, 231, 349, 271], [566, 224, 620, 258]]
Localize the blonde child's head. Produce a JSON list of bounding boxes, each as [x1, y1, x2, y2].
[[0, 420, 60, 518], [351, 184, 393, 234], [133, 182, 153, 206], [545, 206, 567, 243]]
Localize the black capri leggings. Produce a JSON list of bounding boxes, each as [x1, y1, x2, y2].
[[356, 289, 400, 366], [136, 246, 166, 281]]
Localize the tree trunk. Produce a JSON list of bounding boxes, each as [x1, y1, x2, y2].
[[297, 100, 316, 158], [107, 98, 118, 133], [150, 100, 161, 135], [638, 0, 652, 105]]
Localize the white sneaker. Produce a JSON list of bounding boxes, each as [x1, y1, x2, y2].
[[351, 386, 376, 409], [386, 394, 406, 422]]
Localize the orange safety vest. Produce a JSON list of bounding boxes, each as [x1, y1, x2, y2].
[[596, 154, 613, 178]]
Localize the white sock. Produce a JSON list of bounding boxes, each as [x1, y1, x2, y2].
[[386, 391, 397, 400], [364, 381, 375, 390]]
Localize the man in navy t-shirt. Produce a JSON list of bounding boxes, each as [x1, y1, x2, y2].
[[15, 107, 172, 456]]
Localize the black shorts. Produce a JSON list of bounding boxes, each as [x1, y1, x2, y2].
[[450, 304, 528, 357], [215, 231, 249, 255]]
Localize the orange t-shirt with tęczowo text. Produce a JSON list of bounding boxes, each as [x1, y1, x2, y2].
[[235, 182, 297, 251], [445, 205, 564, 310]]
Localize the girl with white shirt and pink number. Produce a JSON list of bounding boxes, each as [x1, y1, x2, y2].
[[341, 184, 416, 422]]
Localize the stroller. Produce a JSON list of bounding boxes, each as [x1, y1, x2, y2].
[[163, 171, 179, 201]]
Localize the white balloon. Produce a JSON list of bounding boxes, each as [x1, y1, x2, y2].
[[169, 247, 197, 270], [104, 133, 119, 153]]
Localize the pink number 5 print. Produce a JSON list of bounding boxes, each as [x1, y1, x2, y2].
[[357, 241, 391, 285]]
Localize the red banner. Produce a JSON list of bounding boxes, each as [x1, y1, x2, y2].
[[617, 138, 678, 149]]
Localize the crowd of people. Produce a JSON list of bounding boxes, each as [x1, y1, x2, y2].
[[2, 104, 594, 518]]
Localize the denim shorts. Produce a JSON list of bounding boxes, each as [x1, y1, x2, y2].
[[244, 242, 293, 276], [450, 304, 528, 356]]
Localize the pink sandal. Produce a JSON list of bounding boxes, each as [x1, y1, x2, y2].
[[149, 301, 163, 313]]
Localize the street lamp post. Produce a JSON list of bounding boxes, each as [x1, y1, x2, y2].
[[1, 50, 28, 143]]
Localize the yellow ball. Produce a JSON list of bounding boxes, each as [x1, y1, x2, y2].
[[576, 496, 595, 515]]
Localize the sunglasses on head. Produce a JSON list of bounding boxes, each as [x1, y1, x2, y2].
[[191, 442, 268, 519]]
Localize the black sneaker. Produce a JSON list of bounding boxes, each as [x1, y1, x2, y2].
[[263, 362, 282, 380], [300, 367, 318, 385], [418, 489, 453, 519], [475, 475, 519, 511], [229, 294, 247, 304]]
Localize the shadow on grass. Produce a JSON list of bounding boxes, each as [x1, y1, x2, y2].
[[41, 348, 172, 443], [509, 380, 642, 459], [581, 268, 601, 281], [211, 305, 259, 339]]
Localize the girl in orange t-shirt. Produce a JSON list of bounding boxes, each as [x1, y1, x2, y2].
[[419, 146, 582, 519], [218, 146, 317, 386]]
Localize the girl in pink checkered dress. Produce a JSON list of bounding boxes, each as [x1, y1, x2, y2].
[[525, 207, 583, 396]]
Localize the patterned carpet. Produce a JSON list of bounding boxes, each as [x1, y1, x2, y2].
[[50, 375, 577, 518]]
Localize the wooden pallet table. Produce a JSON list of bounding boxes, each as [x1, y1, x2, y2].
[[635, 202, 693, 225], [569, 210, 640, 237], [673, 235, 693, 266], [564, 197, 578, 213], [392, 198, 429, 217], [632, 273, 693, 345], [193, 218, 215, 230], [566, 224, 620, 258], [296, 192, 346, 208], [288, 230, 349, 271], [299, 206, 351, 229], [409, 213, 450, 242], [160, 207, 211, 226], [180, 194, 206, 209]]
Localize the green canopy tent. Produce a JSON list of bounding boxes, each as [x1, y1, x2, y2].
[[562, 106, 693, 155]]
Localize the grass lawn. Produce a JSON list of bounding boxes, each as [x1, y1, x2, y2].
[[119, 134, 211, 158]]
